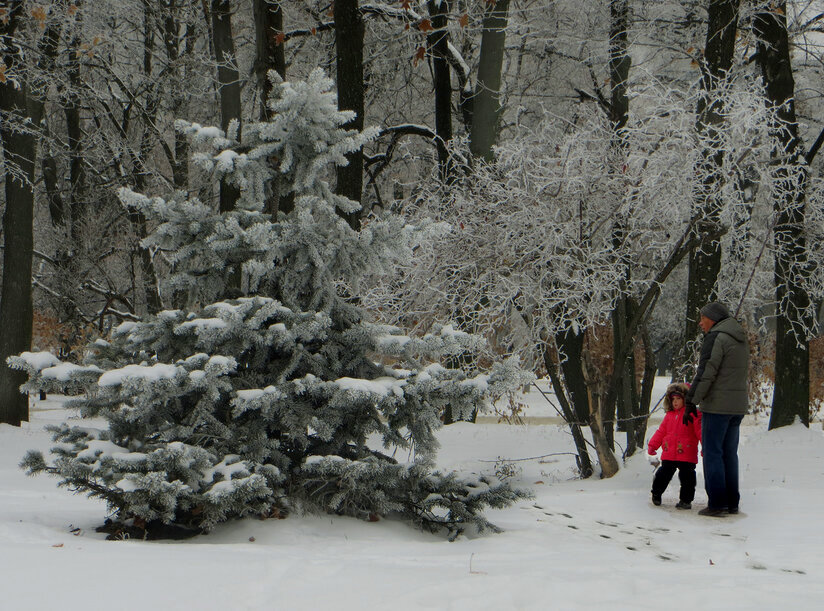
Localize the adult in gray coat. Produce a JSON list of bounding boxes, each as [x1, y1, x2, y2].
[[684, 301, 749, 517]]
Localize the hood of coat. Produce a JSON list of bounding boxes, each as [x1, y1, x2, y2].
[[711, 316, 746, 343], [663, 382, 690, 411]]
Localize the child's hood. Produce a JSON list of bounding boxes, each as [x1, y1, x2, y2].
[[663, 382, 690, 411]]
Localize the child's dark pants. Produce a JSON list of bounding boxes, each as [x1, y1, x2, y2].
[[651, 460, 697, 503]]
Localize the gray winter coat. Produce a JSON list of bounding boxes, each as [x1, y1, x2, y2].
[[686, 317, 750, 415]]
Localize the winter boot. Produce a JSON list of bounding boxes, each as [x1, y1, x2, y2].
[[675, 501, 691, 510], [651, 493, 662, 506]]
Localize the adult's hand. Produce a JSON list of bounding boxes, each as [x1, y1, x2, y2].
[[683, 402, 698, 425]]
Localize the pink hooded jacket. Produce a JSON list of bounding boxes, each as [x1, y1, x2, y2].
[[647, 382, 702, 464]]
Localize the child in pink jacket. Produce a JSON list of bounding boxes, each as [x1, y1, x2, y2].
[[647, 382, 702, 509]]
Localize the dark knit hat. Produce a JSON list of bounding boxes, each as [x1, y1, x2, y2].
[[700, 301, 731, 322]]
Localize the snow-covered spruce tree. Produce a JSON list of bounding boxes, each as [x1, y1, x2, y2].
[[12, 69, 531, 539]]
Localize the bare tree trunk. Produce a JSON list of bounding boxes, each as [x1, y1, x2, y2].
[[130, 1, 163, 314], [162, 0, 190, 190], [253, 0, 287, 219], [41, 4, 70, 227], [335, 0, 365, 228], [681, 0, 740, 373], [543, 343, 593, 478], [469, 0, 510, 160], [0, 119, 35, 426], [0, 3, 57, 425], [607, 0, 638, 454], [583, 346, 620, 479], [552, 328, 599, 478], [753, 2, 812, 429], [65, 34, 85, 242], [253, 0, 285, 118], [612, 294, 639, 451], [210, 0, 241, 214], [635, 324, 658, 450], [603, 229, 699, 464], [207, 0, 242, 295], [41, 130, 65, 226], [427, 0, 453, 182]]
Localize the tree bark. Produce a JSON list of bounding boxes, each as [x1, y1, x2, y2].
[[754, 3, 812, 429], [554, 328, 610, 477], [207, 0, 242, 295], [635, 323, 658, 452], [469, 0, 510, 160], [131, 1, 163, 314], [210, 0, 241, 213], [252, 0, 287, 219], [582, 337, 621, 478], [335, 0, 365, 228], [603, 228, 699, 460], [427, 0, 453, 182], [253, 0, 285, 118], [162, 0, 190, 190], [41, 6, 69, 226], [41, 136, 65, 226], [681, 0, 740, 372], [65, 34, 85, 242], [0, 126, 36, 425], [543, 335, 593, 478], [607, 0, 637, 453], [0, 3, 43, 425], [612, 293, 639, 451]]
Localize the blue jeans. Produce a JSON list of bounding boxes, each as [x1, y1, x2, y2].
[[701, 412, 745, 510]]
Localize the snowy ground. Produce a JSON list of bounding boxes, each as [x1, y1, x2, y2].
[[2, 379, 823, 610]]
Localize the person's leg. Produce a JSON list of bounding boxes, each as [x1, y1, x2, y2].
[[721, 414, 744, 511], [702, 412, 729, 509], [677, 462, 697, 503], [652, 461, 677, 500]]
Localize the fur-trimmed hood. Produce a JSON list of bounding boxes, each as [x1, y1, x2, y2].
[[663, 382, 690, 411]]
